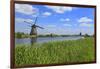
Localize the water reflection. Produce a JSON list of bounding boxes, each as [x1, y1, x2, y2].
[[30, 37, 37, 45], [15, 36, 82, 45]]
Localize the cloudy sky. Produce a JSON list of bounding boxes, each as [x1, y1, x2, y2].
[[15, 3, 95, 35]]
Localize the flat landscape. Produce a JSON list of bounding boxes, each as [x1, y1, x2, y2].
[[15, 4, 95, 67], [15, 37, 95, 66]]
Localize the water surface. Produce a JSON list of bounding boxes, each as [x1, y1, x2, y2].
[[15, 36, 82, 45]]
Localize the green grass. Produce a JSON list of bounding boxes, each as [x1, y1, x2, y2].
[[15, 37, 95, 66]]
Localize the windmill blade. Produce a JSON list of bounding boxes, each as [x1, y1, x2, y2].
[[33, 10, 42, 25], [34, 16, 38, 25], [36, 25, 44, 29], [24, 21, 33, 25]]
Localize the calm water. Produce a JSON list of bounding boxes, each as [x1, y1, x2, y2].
[[15, 36, 82, 45]]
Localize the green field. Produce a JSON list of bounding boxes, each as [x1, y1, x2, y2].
[[15, 37, 95, 66]]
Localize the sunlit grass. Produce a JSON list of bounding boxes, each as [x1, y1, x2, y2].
[[15, 37, 95, 66]]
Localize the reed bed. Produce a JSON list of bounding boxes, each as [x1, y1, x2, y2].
[[15, 37, 95, 66]]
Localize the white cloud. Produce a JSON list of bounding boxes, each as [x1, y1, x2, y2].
[[15, 4, 38, 15], [60, 18, 70, 21], [78, 17, 93, 23], [15, 18, 33, 23], [78, 17, 94, 27], [63, 24, 72, 27], [38, 25, 94, 35], [80, 23, 93, 27], [45, 6, 73, 13], [42, 12, 52, 16]]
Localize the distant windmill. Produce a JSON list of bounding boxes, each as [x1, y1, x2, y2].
[[24, 16, 44, 36]]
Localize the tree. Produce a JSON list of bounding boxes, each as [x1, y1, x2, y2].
[[50, 33, 53, 37], [15, 32, 23, 38], [84, 33, 90, 37]]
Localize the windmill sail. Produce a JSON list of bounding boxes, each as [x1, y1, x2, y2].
[[34, 16, 38, 25], [24, 21, 33, 25], [24, 11, 44, 36], [36, 25, 44, 29]]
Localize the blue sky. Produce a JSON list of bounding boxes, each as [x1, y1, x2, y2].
[[15, 3, 95, 35]]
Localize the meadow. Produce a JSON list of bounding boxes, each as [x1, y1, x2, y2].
[[15, 37, 95, 66]]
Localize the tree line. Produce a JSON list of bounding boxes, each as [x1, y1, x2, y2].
[[15, 32, 94, 38]]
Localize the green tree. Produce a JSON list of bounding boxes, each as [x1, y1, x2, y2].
[[16, 32, 22, 38], [84, 33, 90, 37]]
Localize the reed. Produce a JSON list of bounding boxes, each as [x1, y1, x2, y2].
[[15, 37, 95, 66]]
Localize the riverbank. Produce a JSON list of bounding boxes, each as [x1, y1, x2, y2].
[[15, 37, 95, 66]]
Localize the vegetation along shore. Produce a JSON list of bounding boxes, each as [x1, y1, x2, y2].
[[15, 37, 95, 66]]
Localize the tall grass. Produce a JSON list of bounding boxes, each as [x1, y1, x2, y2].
[[15, 37, 95, 66]]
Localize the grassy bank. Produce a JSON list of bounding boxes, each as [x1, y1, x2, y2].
[[15, 37, 95, 66]]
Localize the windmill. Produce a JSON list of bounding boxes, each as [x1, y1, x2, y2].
[[24, 16, 44, 36]]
